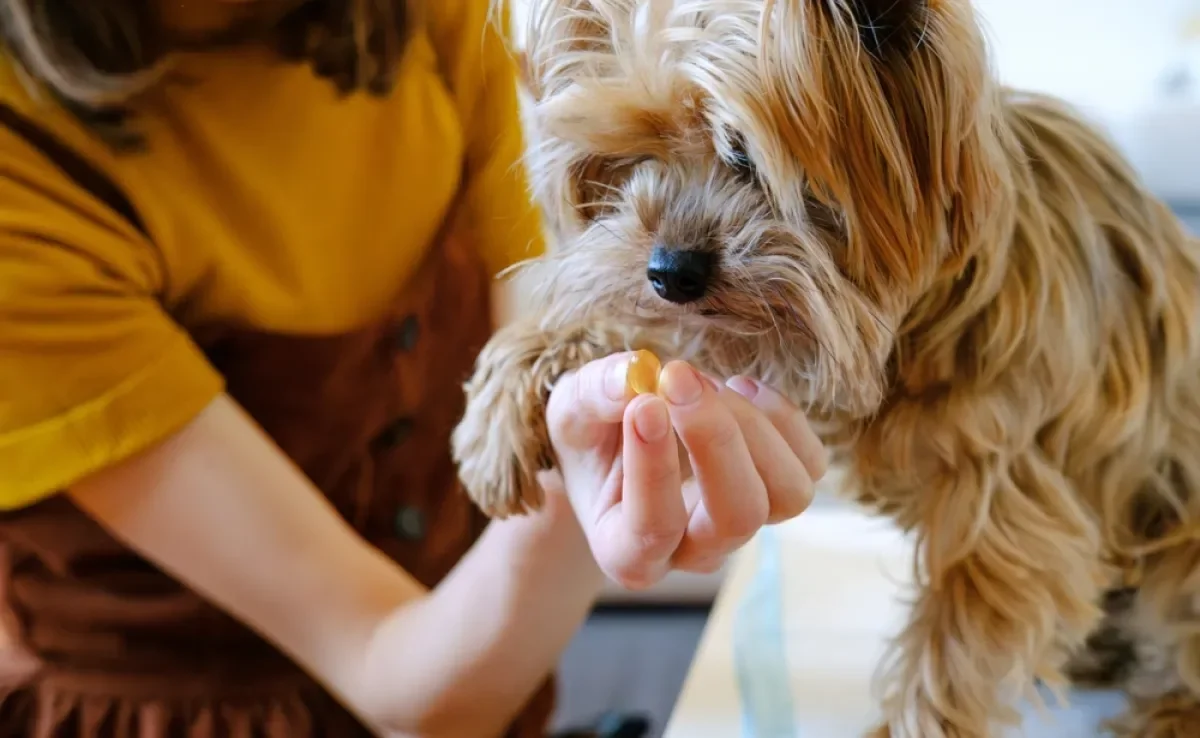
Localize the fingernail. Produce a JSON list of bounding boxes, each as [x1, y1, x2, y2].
[[727, 375, 760, 400], [606, 356, 631, 401], [660, 363, 704, 406], [632, 397, 670, 443]]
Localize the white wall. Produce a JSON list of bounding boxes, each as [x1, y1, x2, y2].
[[974, 0, 1200, 201], [975, 0, 1193, 115]]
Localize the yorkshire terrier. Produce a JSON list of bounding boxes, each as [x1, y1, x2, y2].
[[450, 1, 1200, 736]]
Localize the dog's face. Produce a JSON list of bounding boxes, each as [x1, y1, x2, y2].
[[520, 0, 1011, 416]]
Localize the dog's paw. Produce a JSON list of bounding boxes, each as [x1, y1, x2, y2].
[[452, 323, 557, 518], [452, 319, 650, 518]]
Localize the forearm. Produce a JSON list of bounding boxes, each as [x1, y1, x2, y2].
[[363, 482, 604, 737], [70, 396, 601, 738]]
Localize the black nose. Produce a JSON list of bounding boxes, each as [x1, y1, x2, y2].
[[646, 245, 714, 304]]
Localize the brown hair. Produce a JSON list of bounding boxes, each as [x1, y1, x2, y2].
[[0, 0, 412, 146]]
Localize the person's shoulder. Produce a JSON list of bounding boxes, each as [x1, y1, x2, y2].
[[0, 54, 212, 511]]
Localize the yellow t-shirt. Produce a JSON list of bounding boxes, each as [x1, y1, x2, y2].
[[0, 3, 544, 509]]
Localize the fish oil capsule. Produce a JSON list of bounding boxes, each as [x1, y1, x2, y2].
[[626, 349, 663, 396]]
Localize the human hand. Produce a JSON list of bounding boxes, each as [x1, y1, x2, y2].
[[544, 353, 828, 589]]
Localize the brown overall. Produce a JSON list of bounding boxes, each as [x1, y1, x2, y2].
[[0, 107, 555, 737]]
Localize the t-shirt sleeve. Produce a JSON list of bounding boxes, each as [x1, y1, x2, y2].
[[0, 135, 224, 510], [427, 0, 546, 277]]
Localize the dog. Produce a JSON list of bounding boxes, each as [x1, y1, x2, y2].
[[450, 1, 1200, 735]]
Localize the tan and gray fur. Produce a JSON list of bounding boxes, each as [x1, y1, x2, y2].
[[451, 0, 1200, 735]]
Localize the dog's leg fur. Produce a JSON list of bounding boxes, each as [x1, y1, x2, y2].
[[852, 401, 1110, 737], [451, 318, 662, 518], [870, 461, 1107, 736]]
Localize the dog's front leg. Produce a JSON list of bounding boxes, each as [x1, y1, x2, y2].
[[869, 451, 1109, 738], [451, 317, 663, 518]]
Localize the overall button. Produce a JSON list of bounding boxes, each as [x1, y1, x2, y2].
[[393, 506, 426, 541], [393, 315, 419, 352], [376, 417, 415, 448]]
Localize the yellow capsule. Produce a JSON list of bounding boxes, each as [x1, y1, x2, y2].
[[626, 349, 663, 396]]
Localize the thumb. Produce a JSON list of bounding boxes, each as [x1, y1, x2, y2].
[[546, 352, 635, 452]]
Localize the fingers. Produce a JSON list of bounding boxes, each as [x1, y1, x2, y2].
[[594, 394, 687, 589], [661, 364, 829, 571], [732, 377, 829, 483], [659, 362, 769, 544], [622, 395, 687, 544], [547, 353, 830, 589], [697, 372, 827, 484], [723, 377, 821, 522]]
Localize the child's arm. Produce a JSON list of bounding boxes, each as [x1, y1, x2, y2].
[[69, 393, 604, 738]]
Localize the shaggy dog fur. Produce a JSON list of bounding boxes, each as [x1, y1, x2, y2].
[[451, 0, 1200, 735]]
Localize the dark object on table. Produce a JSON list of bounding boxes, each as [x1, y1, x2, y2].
[[552, 712, 652, 738]]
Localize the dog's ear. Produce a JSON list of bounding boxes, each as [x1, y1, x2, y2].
[[522, 0, 620, 102], [847, 0, 927, 58], [760, 0, 1001, 302]]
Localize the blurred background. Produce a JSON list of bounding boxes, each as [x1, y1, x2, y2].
[[504, 1, 1200, 735]]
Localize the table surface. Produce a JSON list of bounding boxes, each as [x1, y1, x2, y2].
[[662, 499, 1131, 738]]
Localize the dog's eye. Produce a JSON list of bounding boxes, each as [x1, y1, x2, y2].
[[726, 138, 756, 177], [572, 155, 644, 221]]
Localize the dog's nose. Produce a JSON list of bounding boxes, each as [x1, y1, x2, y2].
[[646, 245, 714, 304]]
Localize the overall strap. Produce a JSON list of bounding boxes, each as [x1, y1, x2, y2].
[[0, 103, 147, 236]]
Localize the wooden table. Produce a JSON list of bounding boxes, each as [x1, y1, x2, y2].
[[662, 500, 1129, 738]]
